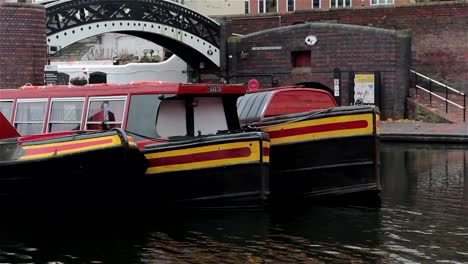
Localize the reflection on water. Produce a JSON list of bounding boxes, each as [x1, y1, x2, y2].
[[137, 207, 384, 264], [1, 143, 468, 263], [381, 143, 468, 264]]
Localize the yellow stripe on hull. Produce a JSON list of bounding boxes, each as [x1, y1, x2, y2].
[[145, 140, 264, 174], [20, 135, 122, 160], [262, 113, 378, 145]]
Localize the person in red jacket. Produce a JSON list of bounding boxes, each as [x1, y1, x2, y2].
[[87, 101, 115, 130]]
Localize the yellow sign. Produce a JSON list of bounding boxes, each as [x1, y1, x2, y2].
[[355, 74, 374, 83]]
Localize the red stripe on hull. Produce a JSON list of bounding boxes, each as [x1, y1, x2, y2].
[[24, 138, 114, 156], [148, 147, 252, 167], [263, 147, 270, 157], [267, 120, 369, 139]]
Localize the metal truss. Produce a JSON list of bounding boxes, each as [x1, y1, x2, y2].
[[45, 0, 220, 47]]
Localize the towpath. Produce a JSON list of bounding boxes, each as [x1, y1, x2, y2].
[[381, 120, 468, 143]]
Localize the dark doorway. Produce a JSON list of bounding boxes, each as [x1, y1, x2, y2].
[[57, 72, 70, 85], [89, 72, 107, 84]]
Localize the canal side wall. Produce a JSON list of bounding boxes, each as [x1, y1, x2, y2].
[[226, 23, 412, 120], [0, 3, 47, 89], [225, 1, 468, 93]]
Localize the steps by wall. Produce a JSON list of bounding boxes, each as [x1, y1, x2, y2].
[[408, 87, 466, 123]]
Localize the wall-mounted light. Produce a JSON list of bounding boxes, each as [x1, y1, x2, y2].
[[305, 35, 318, 46]]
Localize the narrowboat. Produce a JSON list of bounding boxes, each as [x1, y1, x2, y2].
[[237, 86, 380, 203], [0, 112, 148, 207], [0, 82, 270, 208]]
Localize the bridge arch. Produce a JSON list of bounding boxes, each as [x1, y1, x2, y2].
[[44, 0, 221, 68]]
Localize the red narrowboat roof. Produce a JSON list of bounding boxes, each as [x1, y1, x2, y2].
[[0, 82, 246, 99], [237, 86, 337, 124]]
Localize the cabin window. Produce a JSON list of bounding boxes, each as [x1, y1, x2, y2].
[[86, 96, 126, 130], [126, 94, 162, 140], [156, 99, 187, 137], [14, 99, 47, 136], [47, 98, 84, 132], [193, 97, 228, 135], [0, 100, 13, 121]]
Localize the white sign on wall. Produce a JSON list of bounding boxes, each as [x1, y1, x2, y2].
[[333, 78, 340, 96], [354, 74, 375, 104]]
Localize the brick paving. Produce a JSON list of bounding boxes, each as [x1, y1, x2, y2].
[[381, 119, 468, 143], [382, 121, 468, 135]]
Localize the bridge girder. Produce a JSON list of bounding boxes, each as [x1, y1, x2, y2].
[[45, 0, 221, 68]]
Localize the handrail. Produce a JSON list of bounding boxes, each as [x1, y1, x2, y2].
[[415, 85, 464, 109], [411, 70, 464, 95], [411, 70, 466, 122]]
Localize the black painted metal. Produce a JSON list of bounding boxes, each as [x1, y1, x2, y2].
[[44, 0, 221, 68], [45, 0, 220, 47]]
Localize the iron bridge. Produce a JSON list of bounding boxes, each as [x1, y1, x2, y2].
[[43, 0, 221, 68]]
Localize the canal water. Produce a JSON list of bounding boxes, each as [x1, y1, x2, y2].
[[1, 142, 468, 263]]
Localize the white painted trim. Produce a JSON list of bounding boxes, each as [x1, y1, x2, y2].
[[370, 0, 394, 5], [47, 97, 85, 131], [330, 0, 351, 7], [50, 97, 86, 102], [311, 0, 321, 9], [47, 20, 220, 67], [16, 98, 48, 103], [84, 96, 127, 129], [14, 99, 49, 134], [88, 96, 127, 102]]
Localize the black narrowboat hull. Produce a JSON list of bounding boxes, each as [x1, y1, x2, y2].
[[257, 106, 381, 203], [141, 131, 270, 209], [0, 129, 148, 207]]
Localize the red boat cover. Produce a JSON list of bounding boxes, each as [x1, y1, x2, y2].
[[0, 112, 20, 139]]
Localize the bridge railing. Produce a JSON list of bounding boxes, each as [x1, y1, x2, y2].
[[410, 70, 466, 122]]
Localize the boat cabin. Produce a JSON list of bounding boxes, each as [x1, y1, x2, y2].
[[0, 82, 245, 140], [237, 86, 338, 124]]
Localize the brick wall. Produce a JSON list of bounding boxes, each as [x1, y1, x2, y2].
[[248, 0, 410, 14], [226, 23, 411, 119], [227, 1, 468, 93], [0, 3, 47, 89]]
